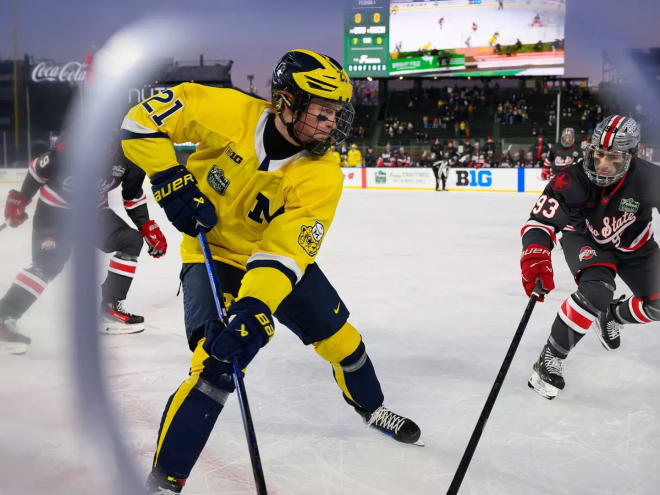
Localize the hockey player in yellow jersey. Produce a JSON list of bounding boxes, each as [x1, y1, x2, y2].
[[121, 49, 422, 493], [347, 143, 363, 167]]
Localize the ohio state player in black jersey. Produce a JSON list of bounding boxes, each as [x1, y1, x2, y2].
[[520, 115, 660, 399], [540, 127, 581, 180], [0, 135, 168, 354]]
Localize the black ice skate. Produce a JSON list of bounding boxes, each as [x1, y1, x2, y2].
[[528, 344, 565, 400], [0, 319, 31, 355], [357, 405, 423, 446], [100, 299, 145, 335], [145, 469, 184, 494], [595, 296, 625, 351]]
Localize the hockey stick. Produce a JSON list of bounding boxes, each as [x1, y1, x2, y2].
[[197, 227, 268, 495], [446, 279, 546, 495], [0, 222, 6, 232]]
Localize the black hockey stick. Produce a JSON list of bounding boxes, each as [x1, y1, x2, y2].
[[446, 279, 546, 495], [197, 227, 268, 495]]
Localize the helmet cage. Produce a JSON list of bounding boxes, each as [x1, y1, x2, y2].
[[275, 89, 354, 155], [582, 144, 632, 187], [560, 128, 575, 148]]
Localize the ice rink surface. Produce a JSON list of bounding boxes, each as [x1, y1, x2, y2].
[[0, 185, 659, 495]]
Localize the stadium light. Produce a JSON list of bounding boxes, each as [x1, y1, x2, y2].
[[366, 76, 373, 81], [398, 76, 403, 80]]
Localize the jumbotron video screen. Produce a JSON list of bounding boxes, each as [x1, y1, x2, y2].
[[345, 0, 566, 78]]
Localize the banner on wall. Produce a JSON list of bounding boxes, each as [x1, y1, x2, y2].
[[342, 168, 364, 188], [342, 167, 549, 193], [367, 168, 434, 189]]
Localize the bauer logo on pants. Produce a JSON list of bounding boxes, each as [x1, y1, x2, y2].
[[579, 246, 597, 262]]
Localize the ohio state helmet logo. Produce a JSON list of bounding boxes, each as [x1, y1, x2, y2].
[[578, 246, 597, 262], [41, 237, 57, 251]]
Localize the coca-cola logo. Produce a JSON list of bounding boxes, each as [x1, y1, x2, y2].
[[31, 61, 88, 83]]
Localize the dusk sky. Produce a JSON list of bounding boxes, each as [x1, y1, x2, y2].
[[2, 0, 659, 97]]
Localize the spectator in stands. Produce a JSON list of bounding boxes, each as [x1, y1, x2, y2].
[[446, 139, 458, 160], [347, 143, 363, 168], [339, 142, 349, 166], [395, 146, 412, 168], [377, 143, 394, 168], [462, 138, 474, 160], [500, 150, 513, 168], [511, 151, 523, 168], [485, 149, 495, 168], [431, 138, 442, 159], [364, 146, 378, 168], [530, 135, 549, 167], [329, 145, 341, 166], [484, 136, 495, 155]]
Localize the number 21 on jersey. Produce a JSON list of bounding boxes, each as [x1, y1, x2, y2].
[[141, 90, 184, 127]]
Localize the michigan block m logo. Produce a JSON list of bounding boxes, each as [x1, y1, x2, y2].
[[247, 192, 285, 224]]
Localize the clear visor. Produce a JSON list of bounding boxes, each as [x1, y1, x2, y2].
[[560, 133, 574, 147], [583, 144, 632, 186]]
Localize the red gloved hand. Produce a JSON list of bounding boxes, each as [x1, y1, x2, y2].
[[140, 220, 167, 258], [4, 190, 29, 228], [521, 244, 554, 300]]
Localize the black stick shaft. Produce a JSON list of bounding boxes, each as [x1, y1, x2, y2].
[[197, 229, 268, 495], [447, 284, 543, 495]]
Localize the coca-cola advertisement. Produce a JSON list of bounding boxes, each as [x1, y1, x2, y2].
[[31, 61, 88, 84]]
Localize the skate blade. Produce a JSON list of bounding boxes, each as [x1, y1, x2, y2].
[[0, 342, 29, 355], [528, 370, 558, 400], [100, 321, 145, 335], [368, 425, 425, 446]]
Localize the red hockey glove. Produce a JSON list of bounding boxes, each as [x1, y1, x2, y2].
[[4, 190, 29, 228], [140, 220, 167, 258], [521, 244, 554, 300]]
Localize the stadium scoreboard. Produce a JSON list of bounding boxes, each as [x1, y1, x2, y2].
[[344, 0, 390, 77], [344, 0, 567, 78]]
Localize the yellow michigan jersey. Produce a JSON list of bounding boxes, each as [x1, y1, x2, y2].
[[121, 83, 344, 311]]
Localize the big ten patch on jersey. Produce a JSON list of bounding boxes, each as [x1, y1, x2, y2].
[[204, 144, 245, 195]]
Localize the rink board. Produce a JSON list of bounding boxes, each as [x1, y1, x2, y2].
[[342, 167, 548, 193]]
